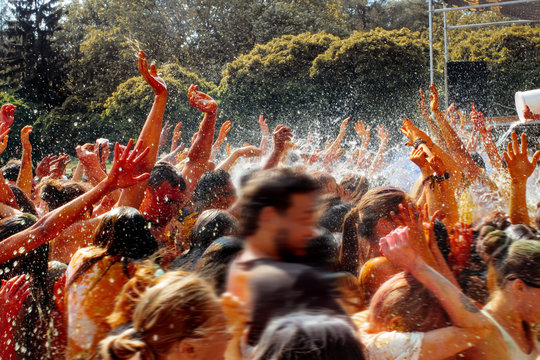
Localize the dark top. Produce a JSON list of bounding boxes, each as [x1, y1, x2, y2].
[[242, 258, 346, 346]]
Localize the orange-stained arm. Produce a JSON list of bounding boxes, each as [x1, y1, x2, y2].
[[263, 125, 293, 169], [16, 126, 33, 196], [182, 84, 218, 193], [322, 117, 349, 162], [117, 51, 167, 208], [0, 172, 19, 209], [0, 122, 11, 157], [503, 132, 540, 225], [0, 140, 150, 264], [217, 145, 262, 172], [418, 88, 446, 149], [429, 85, 482, 180]]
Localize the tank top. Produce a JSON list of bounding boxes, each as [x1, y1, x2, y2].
[[481, 309, 540, 360]]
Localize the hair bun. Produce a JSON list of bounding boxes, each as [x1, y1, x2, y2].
[[99, 327, 148, 360], [481, 230, 509, 260]]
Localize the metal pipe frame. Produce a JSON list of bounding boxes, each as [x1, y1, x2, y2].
[[433, 0, 540, 13], [448, 19, 538, 29]]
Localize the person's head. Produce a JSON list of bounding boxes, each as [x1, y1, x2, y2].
[[318, 202, 352, 234], [99, 273, 230, 360], [142, 162, 186, 226], [250, 311, 364, 360], [193, 170, 236, 211], [504, 224, 539, 243], [368, 272, 448, 333], [239, 168, 320, 259], [68, 207, 159, 288], [311, 171, 342, 198], [40, 179, 90, 211], [1, 159, 21, 182], [340, 187, 407, 276], [340, 174, 369, 205], [195, 236, 244, 295], [483, 236, 540, 323], [359, 256, 400, 304], [172, 210, 239, 271], [9, 184, 37, 216]]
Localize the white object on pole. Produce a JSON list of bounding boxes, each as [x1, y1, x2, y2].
[[515, 89, 540, 122]]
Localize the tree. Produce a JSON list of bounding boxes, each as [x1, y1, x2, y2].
[[0, 0, 65, 108]]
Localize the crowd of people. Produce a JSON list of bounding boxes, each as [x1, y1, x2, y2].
[[0, 50, 539, 360]]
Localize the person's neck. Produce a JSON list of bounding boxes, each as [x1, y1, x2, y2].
[[244, 232, 279, 262], [485, 291, 529, 343]]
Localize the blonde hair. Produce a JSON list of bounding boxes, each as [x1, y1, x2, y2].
[[99, 272, 223, 360]]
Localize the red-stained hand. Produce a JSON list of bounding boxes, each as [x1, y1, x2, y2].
[[354, 120, 370, 146], [172, 121, 182, 143], [35, 154, 56, 178], [217, 121, 232, 142], [50, 154, 71, 178], [410, 147, 430, 172], [401, 118, 433, 148], [159, 121, 173, 148], [503, 131, 540, 183], [0, 104, 16, 127], [138, 51, 167, 95], [339, 117, 350, 137], [0, 274, 30, 323], [470, 103, 486, 131], [187, 84, 217, 114], [76, 145, 100, 169], [105, 139, 150, 189], [0, 122, 11, 155]]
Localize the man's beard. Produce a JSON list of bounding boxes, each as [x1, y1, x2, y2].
[[274, 228, 306, 263]]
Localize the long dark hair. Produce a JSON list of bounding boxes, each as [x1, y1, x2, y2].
[[67, 207, 158, 288]]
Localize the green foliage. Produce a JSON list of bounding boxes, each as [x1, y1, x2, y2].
[[217, 32, 340, 137], [102, 63, 216, 142], [311, 28, 430, 123]]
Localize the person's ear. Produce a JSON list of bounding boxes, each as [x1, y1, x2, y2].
[[511, 278, 526, 299], [177, 338, 197, 360]]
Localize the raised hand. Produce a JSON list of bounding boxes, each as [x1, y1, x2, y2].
[[106, 139, 150, 189], [259, 115, 269, 137], [217, 121, 232, 143], [159, 120, 173, 148], [76, 144, 100, 168], [20, 125, 32, 152], [503, 131, 540, 183], [375, 124, 389, 147], [187, 84, 217, 114], [272, 124, 293, 152], [171, 121, 182, 152], [470, 103, 486, 131], [447, 103, 459, 129], [401, 118, 433, 148], [429, 83, 440, 113], [339, 117, 350, 137], [0, 104, 16, 127], [0, 274, 30, 323], [379, 226, 422, 272], [50, 154, 71, 178], [410, 147, 430, 173], [138, 50, 167, 95], [35, 154, 56, 178], [354, 120, 370, 147], [0, 122, 11, 155]]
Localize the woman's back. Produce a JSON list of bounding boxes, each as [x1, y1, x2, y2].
[[66, 248, 134, 358]]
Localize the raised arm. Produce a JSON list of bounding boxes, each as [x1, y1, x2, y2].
[[170, 121, 182, 152], [0, 122, 11, 158], [0, 140, 150, 264], [323, 117, 349, 161], [418, 88, 446, 148], [503, 132, 540, 225], [263, 125, 293, 169], [217, 145, 262, 172], [16, 126, 33, 196], [117, 50, 167, 208], [258, 115, 270, 156], [75, 145, 107, 186], [369, 124, 389, 176], [380, 227, 494, 360], [182, 84, 218, 193], [0, 104, 16, 128], [429, 85, 483, 180]]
